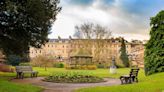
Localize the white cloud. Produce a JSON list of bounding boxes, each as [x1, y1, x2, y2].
[[49, 0, 150, 41], [49, 13, 77, 38]]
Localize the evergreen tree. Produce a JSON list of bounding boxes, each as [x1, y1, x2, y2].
[[0, 0, 61, 61], [120, 38, 129, 67], [144, 10, 164, 75]]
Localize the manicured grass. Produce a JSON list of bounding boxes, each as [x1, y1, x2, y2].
[[0, 67, 135, 79], [33, 67, 138, 78], [0, 67, 142, 92], [0, 79, 42, 92], [0, 72, 43, 92], [3, 67, 124, 78], [1, 67, 163, 92], [75, 72, 164, 92]]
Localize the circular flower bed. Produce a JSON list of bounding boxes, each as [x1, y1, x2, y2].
[[44, 71, 104, 83]]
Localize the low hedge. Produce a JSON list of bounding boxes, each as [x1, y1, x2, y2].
[[19, 63, 31, 66], [65, 65, 97, 70], [53, 62, 64, 68], [0, 64, 15, 72]]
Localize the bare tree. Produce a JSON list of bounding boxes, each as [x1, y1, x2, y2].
[[31, 54, 54, 71], [74, 23, 93, 39], [73, 22, 112, 65], [74, 22, 111, 39], [94, 24, 111, 39]]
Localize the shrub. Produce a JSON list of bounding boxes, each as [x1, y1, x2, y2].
[[0, 64, 14, 72], [44, 71, 104, 83], [97, 64, 105, 68], [65, 65, 97, 70], [87, 65, 97, 70], [65, 65, 71, 69], [116, 64, 125, 68], [53, 62, 64, 68], [6, 55, 22, 66], [80, 65, 87, 70], [5, 55, 29, 66], [19, 63, 31, 66], [65, 65, 76, 69]]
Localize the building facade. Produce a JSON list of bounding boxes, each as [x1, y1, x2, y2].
[[30, 39, 71, 60], [29, 38, 144, 67], [129, 44, 145, 68]]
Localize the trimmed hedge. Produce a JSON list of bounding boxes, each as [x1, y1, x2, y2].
[[65, 65, 97, 70], [53, 62, 64, 68]]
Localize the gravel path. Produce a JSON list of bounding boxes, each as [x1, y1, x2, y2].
[[12, 77, 121, 92]]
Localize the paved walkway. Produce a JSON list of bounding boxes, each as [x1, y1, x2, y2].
[[12, 77, 121, 92]]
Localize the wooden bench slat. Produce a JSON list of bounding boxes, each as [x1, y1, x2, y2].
[[120, 68, 140, 84], [15, 66, 38, 79]]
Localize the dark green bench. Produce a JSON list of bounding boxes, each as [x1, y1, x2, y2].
[[16, 66, 38, 79], [120, 68, 140, 84]]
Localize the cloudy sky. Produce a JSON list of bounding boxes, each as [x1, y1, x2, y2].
[[48, 0, 164, 41]]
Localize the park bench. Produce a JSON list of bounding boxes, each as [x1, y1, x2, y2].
[[16, 66, 38, 79], [120, 68, 139, 84]]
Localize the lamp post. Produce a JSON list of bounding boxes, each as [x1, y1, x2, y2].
[[110, 56, 117, 74]]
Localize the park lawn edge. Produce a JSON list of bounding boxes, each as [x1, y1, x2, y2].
[[0, 72, 43, 92], [74, 72, 164, 92]]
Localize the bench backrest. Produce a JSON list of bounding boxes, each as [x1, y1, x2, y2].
[[129, 68, 139, 77], [16, 66, 33, 72]]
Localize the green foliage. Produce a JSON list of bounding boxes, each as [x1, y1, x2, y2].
[[19, 63, 31, 66], [45, 71, 104, 83], [65, 65, 97, 70], [96, 64, 110, 68], [97, 64, 105, 68], [0, 0, 61, 59], [116, 64, 125, 68], [53, 62, 64, 68], [119, 38, 129, 67], [144, 10, 164, 75], [6, 55, 22, 66]]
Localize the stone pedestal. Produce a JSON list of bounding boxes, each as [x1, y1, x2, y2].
[[110, 66, 117, 74]]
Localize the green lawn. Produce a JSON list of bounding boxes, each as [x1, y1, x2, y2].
[[0, 72, 43, 92], [0, 79, 42, 92], [0, 68, 134, 92], [0, 67, 164, 92], [34, 67, 139, 78], [75, 71, 164, 92]]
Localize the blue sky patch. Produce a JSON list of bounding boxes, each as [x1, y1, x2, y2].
[[68, 0, 94, 5]]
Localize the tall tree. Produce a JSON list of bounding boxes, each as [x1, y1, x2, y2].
[[144, 10, 164, 75], [120, 38, 129, 67], [74, 22, 111, 39], [73, 22, 112, 64], [0, 0, 61, 60]]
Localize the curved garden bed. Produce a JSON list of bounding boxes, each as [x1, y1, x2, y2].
[[44, 71, 105, 83]]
